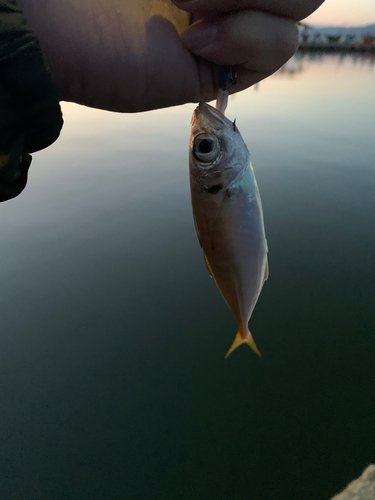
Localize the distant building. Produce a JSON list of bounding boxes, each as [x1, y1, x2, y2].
[[361, 35, 375, 47]]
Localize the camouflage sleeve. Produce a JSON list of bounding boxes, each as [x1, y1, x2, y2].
[[0, 0, 63, 202]]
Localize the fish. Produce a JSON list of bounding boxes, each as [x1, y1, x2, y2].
[[189, 102, 268, 358]]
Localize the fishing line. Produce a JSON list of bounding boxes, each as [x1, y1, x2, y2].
[[216, 66, 237, 115]]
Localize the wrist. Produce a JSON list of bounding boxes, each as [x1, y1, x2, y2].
[[0, 0, 63, 201]]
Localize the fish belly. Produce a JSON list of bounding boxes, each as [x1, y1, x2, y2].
[[200, 178, 267, 326]]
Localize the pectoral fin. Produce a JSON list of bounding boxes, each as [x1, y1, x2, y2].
[[194, 213, 214, 278], [203, 252, 214, 278], [192, 213, 202, 248]]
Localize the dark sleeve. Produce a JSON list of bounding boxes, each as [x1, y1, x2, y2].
[[0, 0, 63, 202]]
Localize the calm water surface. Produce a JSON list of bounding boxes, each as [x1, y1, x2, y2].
[[1, 54, 375, 499]]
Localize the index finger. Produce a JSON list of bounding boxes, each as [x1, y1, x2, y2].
[[172, 0, 325, 22]]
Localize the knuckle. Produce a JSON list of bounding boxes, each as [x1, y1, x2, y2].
[[274, 21, 299, 66]]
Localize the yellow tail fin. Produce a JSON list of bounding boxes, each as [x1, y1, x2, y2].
[[225, 329, 262, 359]]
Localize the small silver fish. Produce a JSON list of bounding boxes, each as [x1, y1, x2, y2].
[[189, 102, 268, 358]]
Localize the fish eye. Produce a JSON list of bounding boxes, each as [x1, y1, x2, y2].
[[198, 139, 213, 154], [193, 134, 220, 164]]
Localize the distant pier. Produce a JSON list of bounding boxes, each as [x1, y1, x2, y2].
[[298, 26, 375, 53]]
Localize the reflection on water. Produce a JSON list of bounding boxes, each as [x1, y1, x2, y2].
[[1, 54, 375, 500]]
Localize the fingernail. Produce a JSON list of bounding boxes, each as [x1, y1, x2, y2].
[[182, 23, 217, 53]]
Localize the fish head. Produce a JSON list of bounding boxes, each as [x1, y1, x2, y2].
[[189, 102, 249, 191]]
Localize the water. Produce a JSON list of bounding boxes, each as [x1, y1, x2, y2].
[[1, 53, 374, 500]]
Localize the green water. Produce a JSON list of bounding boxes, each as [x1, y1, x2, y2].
[[1, 53, 374, 499]]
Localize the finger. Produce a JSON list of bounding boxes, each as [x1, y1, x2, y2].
[[173, 0, 325, 22], [182, 10, 298, 74]]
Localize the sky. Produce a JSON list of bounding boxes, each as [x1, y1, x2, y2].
[[304, 0, 375, 26]]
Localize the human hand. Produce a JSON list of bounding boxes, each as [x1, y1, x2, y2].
[[175, 0, 325, 95], [16, 0, 324, 113]]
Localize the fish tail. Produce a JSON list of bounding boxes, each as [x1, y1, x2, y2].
[[225, 328, 262, 359]]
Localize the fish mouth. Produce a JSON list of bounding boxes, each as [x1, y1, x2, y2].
[[192, 102, 232, 130]]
